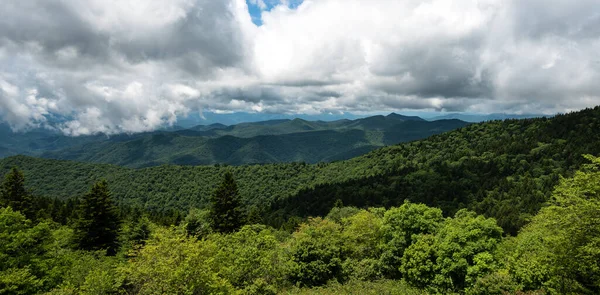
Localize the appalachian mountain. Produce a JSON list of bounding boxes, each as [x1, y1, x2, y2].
[[1, 107, 599, 235], [1, 114, 468, 167]]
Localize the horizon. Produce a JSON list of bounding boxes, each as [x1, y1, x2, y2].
[[1, 110, 552, 134]]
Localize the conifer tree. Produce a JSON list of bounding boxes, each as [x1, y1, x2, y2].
[[75, 180, 121, 255], [209, 171, 244, 233], [0, 167, 34, 219]]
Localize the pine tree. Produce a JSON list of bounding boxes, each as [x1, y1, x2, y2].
[[0, 167, 34, 219], [75, 180, 121, 255], [209, 171, 244, 233]]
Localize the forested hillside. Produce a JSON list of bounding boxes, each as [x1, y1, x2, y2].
[[1, 114, 467, 167], [1, 155, 599, 294], [41, 119, 466, 167], [184, 113, 427, 138], [2, 107, 599, 235]]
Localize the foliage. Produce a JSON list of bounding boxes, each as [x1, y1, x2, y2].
[[466, 270, 521, 295], [339, 209, 385, 281], [284, 279, 426, 295], [184, 208, 212, 238], [399, 234, 438, 290], [3, 107, 600, 236], [0, 207, 51, 294], [401, 210, 503, 293], [74, 181, 121, 255], [380, 202, 444, 278], [504, 155, 600, 294], [0, 167, 34, 219], [342, 209, 384, 260], [119, 227, 233, 294], [209, 172, 244, 233], [46, 251, 122, 295], [210, 224, 291, 294], [270, 107, 600, 235], [0, 108, 600, 294], [324, 206, 361, 223], [119, 216, 152, 254], [289, 217, 347, 287]]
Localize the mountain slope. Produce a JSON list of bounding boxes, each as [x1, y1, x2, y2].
[[1, 107, 599, 234], [0, 123, 106, 158], [182, 113, 427, 138], [40, 118, 467, 167]]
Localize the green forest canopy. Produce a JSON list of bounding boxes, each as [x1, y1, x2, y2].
[[1, 155, 599, 294], [1, 106, 600, 235]]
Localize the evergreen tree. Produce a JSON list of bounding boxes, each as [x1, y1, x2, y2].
[[209, 171, 244, 233], [75, 180, 121, 255], [0, 167, 34, 219]]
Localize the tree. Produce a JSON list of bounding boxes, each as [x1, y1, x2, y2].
[[209, 171, 244, 233], [506, 155, 600, 294], [380, 202, 444, 278], [340, 209, 385, 281], [289, 217, 347, 287], [0, 207, 52, 294], [401, 209, 503, 293], [0, 167, 34, 219], [211, 224, 290, 294], [119, 227, 233, 294], [184, 208, 212, 238], [74, 180, 121, 255]]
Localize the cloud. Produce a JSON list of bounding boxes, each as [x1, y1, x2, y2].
[[0, 0, 254, 134], [0, 0, 599, 134]]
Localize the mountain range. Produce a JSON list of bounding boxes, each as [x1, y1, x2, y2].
[[0, 113, 468, 167], [1, 106, 598, 235]]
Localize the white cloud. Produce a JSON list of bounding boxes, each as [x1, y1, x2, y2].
[[0, 0, 599, 135], [249, 0, 268, 10]]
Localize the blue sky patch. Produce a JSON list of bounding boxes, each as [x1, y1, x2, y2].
[[246, 0, 304, 26]]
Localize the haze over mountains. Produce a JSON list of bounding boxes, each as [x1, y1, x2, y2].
[[0, 113, 468, 167]]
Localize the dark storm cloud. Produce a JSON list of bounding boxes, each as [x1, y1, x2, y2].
[[0, 0, 246, 73], [113, 1, 247, 75], [0, 1, 110, 60]]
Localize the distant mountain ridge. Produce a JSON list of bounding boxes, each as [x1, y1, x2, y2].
[[0, 114, 469, 167], [429, 113, 547, 122]]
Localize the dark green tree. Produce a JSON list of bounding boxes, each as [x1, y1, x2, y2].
[[209, 171, 244, 233], [0, 167, 34, 219], [75, 180, 121, 255]]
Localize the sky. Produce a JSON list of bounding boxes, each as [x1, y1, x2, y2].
[[0, 0, 599, 135]]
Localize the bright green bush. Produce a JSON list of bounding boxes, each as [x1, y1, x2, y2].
[[380, 202, 444, 278], [119, 227, 233, 294], [401, 209, 503, 293], [0, 207, 52, 294], [284, 279, 426, 295], [210, 224, 291, 294], [289, 218, 347, 287]]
